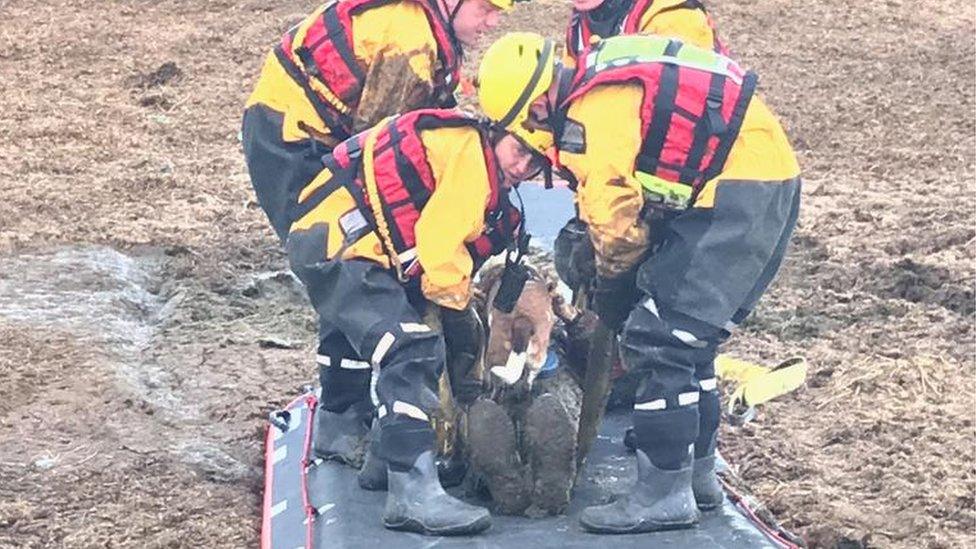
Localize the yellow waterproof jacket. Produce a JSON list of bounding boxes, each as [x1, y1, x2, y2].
[[564, 0, 724, 67], [246, 1, 450, 144], [559, 83, 800, 278], [291, 124, 495, 310]]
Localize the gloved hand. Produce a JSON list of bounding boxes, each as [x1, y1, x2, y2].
[[590, 272, 639, 333], [440, 305, 485, 405], [554, 218, 596, 292]]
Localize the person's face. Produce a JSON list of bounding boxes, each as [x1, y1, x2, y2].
[[451, 0, 504, 47], [494, 133, 545, 188], [572, 0, 605, 12]]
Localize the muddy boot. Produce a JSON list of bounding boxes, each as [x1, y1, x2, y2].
[[580, 449, 699, 534], [524, 393, 577, 516], [693, 386, 724, 510], [358, 422, 388, 490], [692, 455, 724, 510], [467, 399, 530, 514], [313, 405, 369, 466], [383, 451, 492, 536]]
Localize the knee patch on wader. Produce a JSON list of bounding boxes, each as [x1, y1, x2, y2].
[[364, 320, 445, 414], [317, 330, 374, 413], [370, 319, 446, 470], [622, 302, 722, 470]]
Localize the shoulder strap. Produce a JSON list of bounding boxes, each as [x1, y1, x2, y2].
[[700, 71, 757, 183], [323, 2, 367, 83], [414, 0, 464, 90], [273, 46, 354, 140], [635, 39, 683, 174]]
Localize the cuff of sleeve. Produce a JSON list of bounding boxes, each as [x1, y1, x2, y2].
[[421, 274, 471, 311]]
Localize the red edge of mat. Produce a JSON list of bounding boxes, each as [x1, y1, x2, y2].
[[261, 393, 312, 549]]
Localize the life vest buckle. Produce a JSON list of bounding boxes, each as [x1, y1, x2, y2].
[[346, 138, 363, 160], [705, 97, 728, 135]]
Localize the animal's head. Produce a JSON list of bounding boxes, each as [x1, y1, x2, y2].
[[475, 252, 578, 387]]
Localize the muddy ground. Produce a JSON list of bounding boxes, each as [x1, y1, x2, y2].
[[0, 0, 973, 547]]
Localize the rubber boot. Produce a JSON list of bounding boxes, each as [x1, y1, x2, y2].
[[313, 404, 370, 466], [383, 450, 492, 536], [694, 389, 724, 510], [579, 449, 699, 534], [358, 422, 388, 490], [692, 455, 724, 511], [358, 424, 468, 491]]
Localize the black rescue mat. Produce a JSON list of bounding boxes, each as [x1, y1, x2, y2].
[[262, 391, 798, 549]]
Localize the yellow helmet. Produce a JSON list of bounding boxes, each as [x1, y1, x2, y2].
[[478, 32, 556, 155], [486, 0, 515, 10]]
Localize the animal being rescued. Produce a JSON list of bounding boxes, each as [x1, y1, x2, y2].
[[459, 252, 599, 517]]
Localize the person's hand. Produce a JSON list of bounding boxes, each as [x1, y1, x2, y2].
[[440, 305, 485, 405], [554, 217, 596, 292], [590, 273, 638, 332]]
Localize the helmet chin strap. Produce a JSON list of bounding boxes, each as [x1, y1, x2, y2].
[[440, 0, 466, 25], [436, 0, 466, 56]]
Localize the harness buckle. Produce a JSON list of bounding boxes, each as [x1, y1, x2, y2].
[[345, 137, 363, 160], [705, 97, 728, 135]]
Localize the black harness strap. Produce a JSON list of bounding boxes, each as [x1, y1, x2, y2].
[[274, 46, 352, 141], [635, 39, 683, 174], [568, 12, 585, 57], [386, 121, 433, 214], [682, 70, 727, 184], [323, 6, 367, 84], [288, 141, 374, 229], [701, 71, 758, 184]]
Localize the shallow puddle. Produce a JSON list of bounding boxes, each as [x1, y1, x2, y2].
[[0, 246, 164, 348]]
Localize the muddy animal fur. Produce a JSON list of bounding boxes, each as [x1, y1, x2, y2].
[[457, 250, 598, 516]]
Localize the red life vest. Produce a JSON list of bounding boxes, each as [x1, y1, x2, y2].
[[566, 0, 728, 60], [555, 35, 756, 195], [301, 110, 518, 278], [276, 0, 463, 140]]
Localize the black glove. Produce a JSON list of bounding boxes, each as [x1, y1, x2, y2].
[[440, 305, 485, 405], [554, 217, 596, 292], [590, 272, 639, 333]]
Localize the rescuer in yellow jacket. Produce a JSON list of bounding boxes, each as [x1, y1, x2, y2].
[[286, 108, 545, 536], [478, 33, 801, 534], [242, 0, 514, 241], [564, 0, 727, 66]]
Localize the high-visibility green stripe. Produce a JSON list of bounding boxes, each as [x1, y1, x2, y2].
[[590, 35, 726, 76], [635, 171, 693, 210]]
